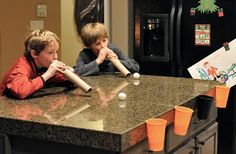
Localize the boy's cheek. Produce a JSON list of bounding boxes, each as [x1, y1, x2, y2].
[[105, 42, 108, 47]]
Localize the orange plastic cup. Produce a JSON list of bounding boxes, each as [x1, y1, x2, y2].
[[215, 85, 230, 108], [146, 118, 167, 151], [174, 106, 193, 136]]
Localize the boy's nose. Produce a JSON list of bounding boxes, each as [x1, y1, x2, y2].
[[53, 53, 58, 60], [101, 42, 106, 48]]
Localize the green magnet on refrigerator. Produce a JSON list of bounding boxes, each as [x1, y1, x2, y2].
[[218, 8, 224, 17], [190, 8, 196, 16], [223, 42, 230, 51]]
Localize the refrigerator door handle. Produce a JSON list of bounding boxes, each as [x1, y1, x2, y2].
[[176, 0, 183, 76], [170, 0, 176, 76]]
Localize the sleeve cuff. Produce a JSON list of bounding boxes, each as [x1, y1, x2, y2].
[[40, 76, 46, 86]]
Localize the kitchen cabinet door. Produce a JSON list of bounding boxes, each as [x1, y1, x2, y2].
[[172, 139, 195, 154], [197, 123, 218, 154], [0, 133, 11, 154]]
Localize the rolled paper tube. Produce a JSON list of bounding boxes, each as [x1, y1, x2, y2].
[[64, 69, 92, 93], [110, 58, 131, 77]]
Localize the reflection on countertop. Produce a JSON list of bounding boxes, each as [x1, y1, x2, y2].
[[0, 74, 220, 152]]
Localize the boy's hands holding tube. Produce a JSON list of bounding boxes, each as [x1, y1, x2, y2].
[[96, 48, 108, 65], [42, 60, 67, 81], [106, 47, 118, 60], [96, 47, 118, 65]]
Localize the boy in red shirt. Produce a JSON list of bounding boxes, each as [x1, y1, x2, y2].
[[0, 29, 74, 99]]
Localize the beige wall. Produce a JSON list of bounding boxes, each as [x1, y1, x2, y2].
[[61, 0, 83, 67], [0, 0, 60, 80], [110, 0, 133, 57]]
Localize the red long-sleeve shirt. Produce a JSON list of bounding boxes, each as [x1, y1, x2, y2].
[[0, 56, 68, 99]]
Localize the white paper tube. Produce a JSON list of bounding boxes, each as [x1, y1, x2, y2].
[[64, 69, 92, 93], [110, 59, 131, 77]]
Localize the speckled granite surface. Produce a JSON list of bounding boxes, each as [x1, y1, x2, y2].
[[0, 74, 220, 152]]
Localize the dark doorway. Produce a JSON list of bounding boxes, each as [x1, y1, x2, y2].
[[75, 0, 104, 35]]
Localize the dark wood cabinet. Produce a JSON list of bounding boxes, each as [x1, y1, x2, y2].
[[196, 123, 218, 154], [173, 139, 195, 154], [0, 133, 11, 154], [173, 123, 218, 154]]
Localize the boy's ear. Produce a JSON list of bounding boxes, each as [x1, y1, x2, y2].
[[30, 50, 39, 59]]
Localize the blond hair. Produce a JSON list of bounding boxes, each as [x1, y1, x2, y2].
[[24, 29, 60, 60], [80, 22, 108, 47]]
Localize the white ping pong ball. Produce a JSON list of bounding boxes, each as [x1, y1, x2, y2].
[[118, 92, 127, 101], [133, 73, 140, 79]]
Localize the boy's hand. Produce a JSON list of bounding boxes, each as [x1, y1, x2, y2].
[[107, 49, 118, 60], [66, 66, 75, 72], [42, 60, 67, 81], [96, 48, 108, 65]]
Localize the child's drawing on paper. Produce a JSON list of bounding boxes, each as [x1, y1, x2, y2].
[[197, 67, 210, 80], [203, 61, 219, 80], [191, 62, 236, 86], [218, 63, 236, 83], [188, 38, 236, 87]]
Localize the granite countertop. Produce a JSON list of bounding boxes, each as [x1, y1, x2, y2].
[[0, 74, 220, 152]]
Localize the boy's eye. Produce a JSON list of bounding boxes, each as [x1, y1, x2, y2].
[[48, 51, 57, 54], [96, 42, 100, 45]]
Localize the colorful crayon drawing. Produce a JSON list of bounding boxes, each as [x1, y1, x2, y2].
[[218, 63, 236, 83], [197, 67, 211, 80], [188, 38, 236, 87], [203, 61, 219, 79]]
